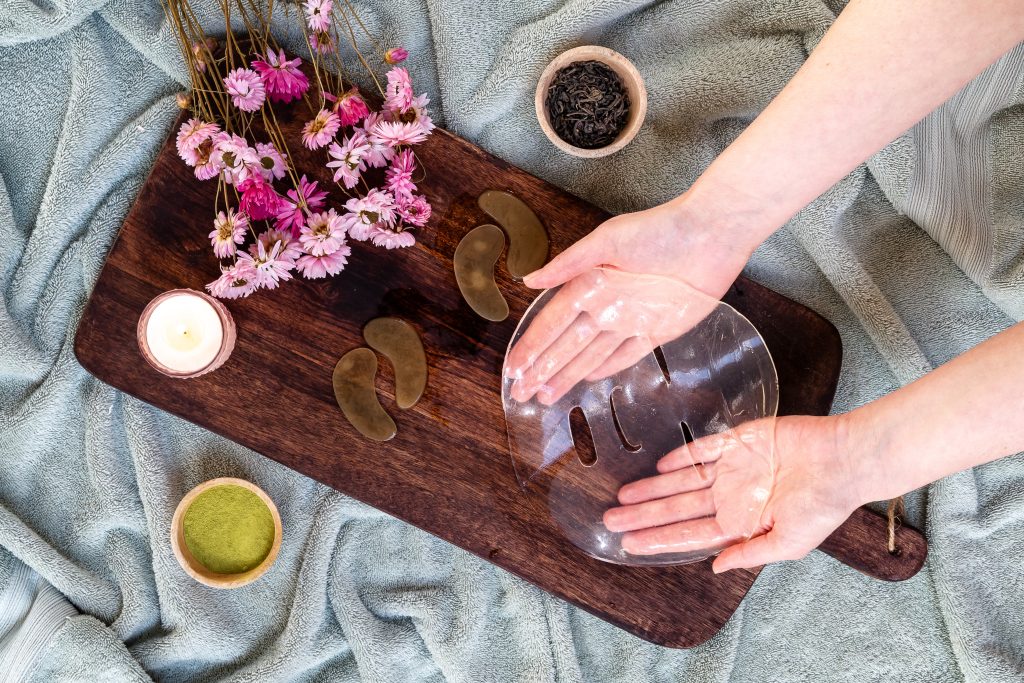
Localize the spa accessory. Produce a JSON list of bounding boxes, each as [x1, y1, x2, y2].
[[170, 478, 282, 589], [363, 317, 427, 409], [137, 289, 236, 378], [333, 348, 398, 441], [477, 190, 549, 279], [536, 46, 647, 158], [502, 271, 779, 565], [454, 224, 509, 321]]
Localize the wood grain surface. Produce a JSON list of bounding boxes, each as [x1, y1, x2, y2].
[[74, 106, 926, 648]]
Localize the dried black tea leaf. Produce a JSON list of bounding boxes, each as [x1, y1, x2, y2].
[[545, 60, 630, 149]]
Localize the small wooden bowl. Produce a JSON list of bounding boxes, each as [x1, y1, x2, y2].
[[535, 45, 648, 158], [170, 477, 283, 589]]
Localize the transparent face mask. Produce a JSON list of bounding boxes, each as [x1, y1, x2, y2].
[[502, 269, 779, 565]]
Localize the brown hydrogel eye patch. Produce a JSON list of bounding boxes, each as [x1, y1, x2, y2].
[[454, 224, 509, 322], [333, 348, 397, 442], [363, 317, 427, 410], [478, 190, 549, 278]]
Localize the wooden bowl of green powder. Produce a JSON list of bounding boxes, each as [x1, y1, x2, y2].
[[170, 478, 282, 589]]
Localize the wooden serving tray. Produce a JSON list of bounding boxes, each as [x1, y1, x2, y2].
[[74, 110, 926, 648]]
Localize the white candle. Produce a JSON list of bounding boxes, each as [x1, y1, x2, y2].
[[138, 290, 235, 377]]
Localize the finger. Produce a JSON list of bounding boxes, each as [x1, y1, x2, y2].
[[535, 331, 625, 405], [603, 488, 715, 533], [511, 312, 601, 403], [620, 517, 731, 556], [584, 336, 652, 382], [712, 531, 804, 573], [656, 433, 729, 473], [522, 237, 604, 290], [616, 463, 716, 505], [505, 284, 585, 380]]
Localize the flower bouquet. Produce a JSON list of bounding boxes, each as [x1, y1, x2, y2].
[[164, 0, 434, 300]]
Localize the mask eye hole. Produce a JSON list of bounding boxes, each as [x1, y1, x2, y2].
[[569, 406, 597, 467]]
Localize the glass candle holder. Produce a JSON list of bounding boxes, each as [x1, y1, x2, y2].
[[137, 289, 236, 378]]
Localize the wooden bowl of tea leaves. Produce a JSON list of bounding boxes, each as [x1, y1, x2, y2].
[[536, 45, 647, 158]]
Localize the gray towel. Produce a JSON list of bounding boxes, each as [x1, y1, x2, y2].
[[1, 0, 1023, 681]]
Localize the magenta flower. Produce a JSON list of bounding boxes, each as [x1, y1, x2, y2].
[[385, 66, 414, 112], [296, 247, 350, 279], [302, 109, 341, 150], [370, 226, 416, 249], [304, 0, 332, 32], [212, 132, 260, 185], [255, 142, 287, 181], [239, 239, 293, 290], [397, 194, 432, 227], [207, 261, 260, 299], [276, 174, 328, 236], [384, 47, 409, 65], [176, 118, 220, 165], [326, 131, 370, 189], [386, 149, 417, 201], [224, 68, 266, 112], [238, 175, 283, 221], [336, 87, 370, 126], [252, 49, 309, 104], [310, 30, 335, 55], [209, 208, 249, 258], [371, 119, 430, 148], [300, 209, 348, 256]]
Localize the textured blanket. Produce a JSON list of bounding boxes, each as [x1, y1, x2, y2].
[[2, 0, 1023, 680]]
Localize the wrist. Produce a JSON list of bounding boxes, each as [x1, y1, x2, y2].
[[837, 406, 904, 506]]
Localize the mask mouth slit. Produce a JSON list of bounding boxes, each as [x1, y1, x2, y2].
[[569, 406, 597, 466]]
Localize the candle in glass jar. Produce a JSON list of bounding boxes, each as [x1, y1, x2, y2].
[[138, 290, 236, 378]]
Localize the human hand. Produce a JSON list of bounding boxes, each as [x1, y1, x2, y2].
[[603, 414, 865, 573]]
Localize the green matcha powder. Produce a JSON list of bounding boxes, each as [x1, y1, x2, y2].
[[183, 484, 275, 574]]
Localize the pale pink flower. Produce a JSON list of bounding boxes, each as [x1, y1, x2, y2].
[[371, 119, 430, 148], [238, 175, 283, 221], [296, 246, 350, 279], [397, 194, 432, 227], [386, 148, 417, 201], [335, 87, 370, 126], [302, 109, 341, 150], [212, 133, 260, 185], [276, 175, 328, 236], [191, 38, 217, 73], [385, 66, 414, 112], [252, 49, 310, 104], [299, 209, 347, 256], [208, 208, 249, 258], [360, 112, 395, 168], [254, 229, 303, 266], [304, 0, 332, 32], [326, 131, 370, 189], [224, 68, 266, 112], [370, 226, 416, 249], [194, 139, 220, 180], [384, 47, 408, 65], [345, 189, 397, 241], [406, 93, 435, 133], [239, 239, 293, 290], [310, 31, 335, 54], [207, 261, 260, 299], [255, 142, 288, 181], [176, 118, 220, 165]]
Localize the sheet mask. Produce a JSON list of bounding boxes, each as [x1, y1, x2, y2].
[[502, 271, 779, 565]]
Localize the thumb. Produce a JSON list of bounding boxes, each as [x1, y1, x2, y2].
[[712, 531, 804, 573], [523, 237, 605, 289]]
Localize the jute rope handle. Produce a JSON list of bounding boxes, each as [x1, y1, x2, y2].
[[886, 496, 905, 555]]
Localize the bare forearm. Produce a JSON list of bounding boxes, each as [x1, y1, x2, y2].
[[676, 0, 1024, 246], [846, 322, 1024, 503]]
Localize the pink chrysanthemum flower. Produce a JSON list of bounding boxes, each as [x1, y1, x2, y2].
[[397, 194, 432, 227], [296, 246, 350, 279], [194, 139, 220, 181], [326, 131, 370, 189], [304, 0, 332, 32], [299, 209, 348, 256], [207, 261, 260, 299], [239, 239, 293, 290], [252, 49, 310, 104], [276, 174, 328, 236], [302, 109, 341, 150], [212, 133, 260, 185], [370, 226, 416, 249], [360, 112, 395, 168], [224, 68, 266, 112], [176, 118, 220, 165], [238, 175, 283, 221], [335, 87, 370, 126], [384, 66, 414, 112], [384, 47, 409, 65], [310, 30, 335, 55], [345, 189, 397, 240], [254, 229, 303, 266], [208, 208, 249, 258], [255, 142, 287, 181], [385, 148, 417, 201], [371, 119, 430, 148]]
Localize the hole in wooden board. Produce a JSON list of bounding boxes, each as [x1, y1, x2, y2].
[[363, 317, 427, 410], [478, 190, 549, 279], [454, 224, 509, 322], [569, 406, 597, 467], [609, 387, 641, 453], [332, 348, 397, 442], [653, 345, 671, 384]]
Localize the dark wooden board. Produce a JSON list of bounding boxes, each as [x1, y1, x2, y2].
[[74, 107, 926, 648]]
